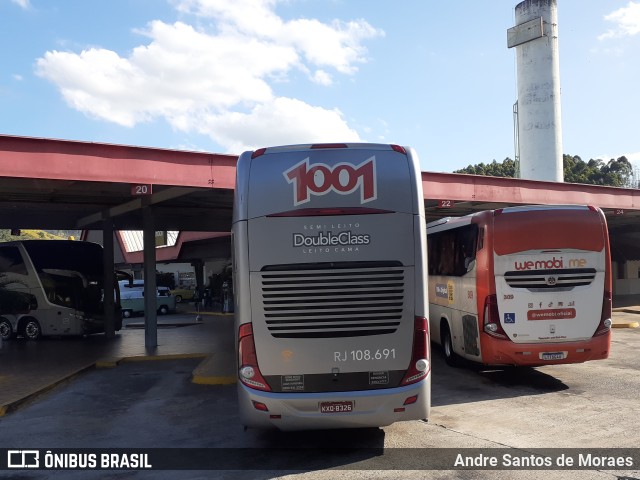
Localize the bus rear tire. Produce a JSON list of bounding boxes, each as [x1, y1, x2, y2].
[[158, 305, 169, 315], [0, 317, 14, 341], [122, 310, 132, 318], [22, 318, 42, 341], [441, 322, 461, 367]]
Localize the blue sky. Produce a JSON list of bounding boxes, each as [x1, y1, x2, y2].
[[1, 0, 639, 173]]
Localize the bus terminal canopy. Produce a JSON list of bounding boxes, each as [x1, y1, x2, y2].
[[0, 135, 237, 232], [1, 134, 640, 234]]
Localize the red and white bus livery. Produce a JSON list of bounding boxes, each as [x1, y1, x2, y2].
[[427, 205, 612, 367]]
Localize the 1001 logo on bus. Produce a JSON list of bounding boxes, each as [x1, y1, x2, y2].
[[284, 157, 377, 206]]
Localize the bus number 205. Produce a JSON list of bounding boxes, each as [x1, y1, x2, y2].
[[334, 349, 396, 362]]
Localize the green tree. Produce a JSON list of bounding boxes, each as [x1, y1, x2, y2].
[[454, 158, 516, 178], [454, 155, 634, 187], [563, 155, 632, 187], [0, 230, 67, 243]]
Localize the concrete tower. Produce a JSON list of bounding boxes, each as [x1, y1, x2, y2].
[[508, 0, 564, 182]]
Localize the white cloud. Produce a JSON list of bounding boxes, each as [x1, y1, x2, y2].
[[595, 152, 640, 165], [599, 1, 640, 40], [625, 151, 640, 163], [193, 97, 360, 153], [172, 0, 283, 36], [11, 0, 30, 9], [173, 0, 382, 72], [311, 70, 332, 86], [35, 0, 383, 152]]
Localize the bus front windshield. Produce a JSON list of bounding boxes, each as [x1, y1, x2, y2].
[[23, 241, 105, 314]]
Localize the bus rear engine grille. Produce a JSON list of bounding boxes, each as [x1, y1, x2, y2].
[[260, 266, 404, 338], [504, 268, 597, 290]]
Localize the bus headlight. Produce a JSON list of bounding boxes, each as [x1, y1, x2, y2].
[[484, 323, 498, 333], [415, 359, 429, 372], [603, 318, 612, 329], [240, 366, 255, 379]]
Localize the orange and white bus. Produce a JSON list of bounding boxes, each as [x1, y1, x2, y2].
[[427, 205, 612, 367]]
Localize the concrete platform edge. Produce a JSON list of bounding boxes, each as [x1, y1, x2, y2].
[[0, 363, 95, 417], [190, 350, 237, 386], [1, 353, 212, 417]]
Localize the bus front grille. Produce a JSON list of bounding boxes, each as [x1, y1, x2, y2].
[[504, 268, 597, 290], [260, 264, 404, 338]]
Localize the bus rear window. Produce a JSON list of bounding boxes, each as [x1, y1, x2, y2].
[[493, 209, 605, 255]]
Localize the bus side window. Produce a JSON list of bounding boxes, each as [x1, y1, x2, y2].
[[457, 225, 478, 275], [460, 224, 478, 275], [0, 246, 28, 275], [477, 226, 484, 251], [427, 226, 479, 276]]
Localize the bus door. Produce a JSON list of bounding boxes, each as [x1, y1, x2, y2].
[[429, 223, 481, 361]]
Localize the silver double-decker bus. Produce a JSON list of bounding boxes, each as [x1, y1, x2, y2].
[[232, 143, 430, 430]]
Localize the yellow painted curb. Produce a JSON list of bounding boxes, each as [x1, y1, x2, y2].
[[192, 375, 237, 385], [95, 360, 119, 368], [0, 405, 8, 417], [613, 321, 639, 329], [120, 353, 208, 363]]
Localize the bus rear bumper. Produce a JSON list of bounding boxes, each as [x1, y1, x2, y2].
[[481, 333, 611, 366], [237, 376, 431, 431]]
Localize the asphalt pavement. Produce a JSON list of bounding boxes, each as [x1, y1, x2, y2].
[[0, 307, 236, 416], [0, 301, 637, 418]]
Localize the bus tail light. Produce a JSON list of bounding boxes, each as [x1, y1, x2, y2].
[[251, 148, 267, 159], [594, 290, 612, 337], [400, 317, 430, 386], [483, 295, 508, 340], [252, 401, 269, 412], [403, 395, 418, 405], [310, 143, 348, 149], [238, 323, 271, 391]]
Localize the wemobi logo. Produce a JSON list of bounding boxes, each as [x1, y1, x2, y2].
[[514, 256, 588, 270], [284, 157, 377, 206]]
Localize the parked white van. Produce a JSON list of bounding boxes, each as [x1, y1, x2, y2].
[[118, 280, 176, 318]]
